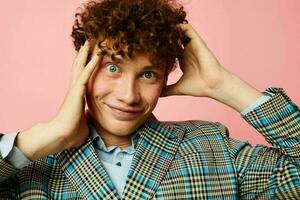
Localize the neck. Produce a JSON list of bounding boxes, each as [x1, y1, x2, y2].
[[88, 115, 133, 150], [98, 129, 133, 150]]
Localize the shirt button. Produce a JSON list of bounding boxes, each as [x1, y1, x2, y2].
[[118, 153, 124, 159]]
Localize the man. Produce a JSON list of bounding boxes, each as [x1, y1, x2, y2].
[[1, 0, 299, 199]]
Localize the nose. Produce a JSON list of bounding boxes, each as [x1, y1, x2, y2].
[[116, 77, 141, 105]]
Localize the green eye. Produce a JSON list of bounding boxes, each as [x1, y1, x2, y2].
[[143, 71, 155, 79], [106, 64, 119, 73]]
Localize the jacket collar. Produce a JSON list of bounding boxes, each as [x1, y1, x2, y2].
[[54, 114, 185, 199]]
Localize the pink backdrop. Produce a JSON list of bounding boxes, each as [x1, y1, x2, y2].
[[1, 0, 299, 146]]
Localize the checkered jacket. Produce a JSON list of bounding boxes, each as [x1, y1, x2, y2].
[[1, 87, 299, 199]]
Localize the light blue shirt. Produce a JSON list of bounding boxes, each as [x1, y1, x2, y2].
[[89, 123, 140, 195], [0, 93, 273, 196]]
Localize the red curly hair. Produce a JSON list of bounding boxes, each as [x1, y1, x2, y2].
[[71, 0, 189, 74]]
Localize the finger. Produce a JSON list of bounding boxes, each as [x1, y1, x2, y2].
[[77, 48, 102, 86], [91, 40, 100, 56], [177, 23, 197, 39], [177, 23, 207, 46], [71, 40, 90, 86], [76, 40, 90, 68], [71, 40, 100, 87], [72, 40, 90, 70]]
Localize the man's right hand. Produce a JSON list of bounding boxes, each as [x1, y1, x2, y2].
[[15, 40, 102, 161]]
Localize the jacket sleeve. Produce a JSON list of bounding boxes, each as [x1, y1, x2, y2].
[[218, 87, 300, 199], [0, 133, 32, 170], [0, 133, 21, 183], [0, 134, 20, 199]]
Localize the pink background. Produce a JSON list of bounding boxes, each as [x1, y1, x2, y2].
[[0, 0, 299, 146]]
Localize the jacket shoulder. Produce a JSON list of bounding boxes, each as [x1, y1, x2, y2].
[[159, 119, 228, 139]]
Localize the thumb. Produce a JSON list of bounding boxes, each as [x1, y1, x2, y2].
[[160, 84, 180, 97]]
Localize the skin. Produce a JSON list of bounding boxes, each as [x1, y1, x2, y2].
[[15, 23, 263, 160], [85, 51, 167, 149], [161, 24, 263, 111]]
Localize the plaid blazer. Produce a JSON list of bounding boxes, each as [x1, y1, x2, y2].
[[1, 87, 300, 199]]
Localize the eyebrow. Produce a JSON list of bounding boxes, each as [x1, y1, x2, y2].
[[142, 65, 165, 72]]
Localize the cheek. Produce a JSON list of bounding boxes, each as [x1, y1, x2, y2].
[[142, 85, 163, 108], [88, 69, 113, 98]]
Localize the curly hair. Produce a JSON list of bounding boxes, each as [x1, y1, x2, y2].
[[71, 0, 189, 74]]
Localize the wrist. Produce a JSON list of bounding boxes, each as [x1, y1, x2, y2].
[[15, 123, 45, 161], [208, 70, 263, 112], [15, 122, 67, 161]]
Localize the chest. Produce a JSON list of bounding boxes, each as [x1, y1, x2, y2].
[[154, 150, 239, 199]]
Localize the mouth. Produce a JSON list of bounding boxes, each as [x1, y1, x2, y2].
[[105, 104, 143, 120]]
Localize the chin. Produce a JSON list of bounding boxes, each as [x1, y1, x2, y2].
[[101, 118, 144, 136], [87, 103, 152, 136]]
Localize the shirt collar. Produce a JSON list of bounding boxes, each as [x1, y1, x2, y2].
[[88, 121, 141, 153]]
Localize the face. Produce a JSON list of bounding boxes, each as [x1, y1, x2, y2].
[[86, 51, 167, 137]]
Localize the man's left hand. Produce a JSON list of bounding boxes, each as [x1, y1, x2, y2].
[[161, 23, 229, 98], [161, 23, 263, 112]]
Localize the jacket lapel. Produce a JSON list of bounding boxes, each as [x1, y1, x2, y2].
[[55, 137, 119, 200], [122, 114, 185, 199]]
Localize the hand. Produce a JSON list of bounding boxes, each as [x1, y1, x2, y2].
[[52, 39, 102, 148], [161, 23, 229, 98], [160, 23, 263, 112], [16, 40, 102, 160]]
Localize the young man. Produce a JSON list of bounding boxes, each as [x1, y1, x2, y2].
[[1, 0, 299, 199]]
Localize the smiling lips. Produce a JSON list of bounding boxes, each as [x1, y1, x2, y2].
[[106, 104, 143, 120]]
